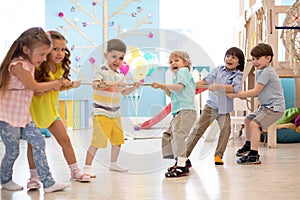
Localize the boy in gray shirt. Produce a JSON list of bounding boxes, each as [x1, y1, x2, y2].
[[227, 43, 285, 164]]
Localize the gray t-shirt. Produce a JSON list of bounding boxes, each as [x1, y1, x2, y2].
[[256, 66, 285, 112]]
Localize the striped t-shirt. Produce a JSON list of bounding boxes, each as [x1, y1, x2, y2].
[[93, 65, 125, 118]]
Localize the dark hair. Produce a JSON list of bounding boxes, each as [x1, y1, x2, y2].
[[0, 27, 51, 93], [35, 30, 71, 82], [250, 43, 274, 62], [106, 39, 126, 53], [224, 47, 245, 72]]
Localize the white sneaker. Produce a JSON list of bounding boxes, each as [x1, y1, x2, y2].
[[83, 166, 96, 178], [44, 182, 70, 193], [109, 163, 128, 172], [1, 181, 23, 191], [27, 176, 41, 190]]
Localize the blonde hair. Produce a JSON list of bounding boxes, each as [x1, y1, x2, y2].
[[169, 51, 192, 70]]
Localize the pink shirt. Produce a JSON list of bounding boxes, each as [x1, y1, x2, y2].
[[0, 58, 34, 127]]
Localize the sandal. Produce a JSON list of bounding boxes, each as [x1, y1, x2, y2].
[[71, 169, 91, 182], [27, 177, 41, 190], [167, 159, 192, 171], [165, 166, 189, 178]]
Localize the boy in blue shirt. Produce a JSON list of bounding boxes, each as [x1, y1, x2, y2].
[[186, 47, 245, 165]]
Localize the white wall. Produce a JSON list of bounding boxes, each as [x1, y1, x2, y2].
[[0, 0, 45, 60], [0, 0, 238, 66], [160, 0, 239, 67]]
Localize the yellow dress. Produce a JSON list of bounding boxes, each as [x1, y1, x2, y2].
[[30, 63, 65, 128]]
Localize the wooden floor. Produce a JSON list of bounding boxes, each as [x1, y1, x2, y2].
[[1, 117, 300, 200]]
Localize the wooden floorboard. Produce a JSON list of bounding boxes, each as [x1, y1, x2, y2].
[[1, 119, 300, 200]]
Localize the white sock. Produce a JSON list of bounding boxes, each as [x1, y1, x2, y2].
[[1, 181, 23, 191], [30, 169, 39, 178], [84, 165, 92, 169], [69, 163, 79, 172], [110, 162, 128, 172], [44, 182, 70, 193], [177, 157, 187, 167]]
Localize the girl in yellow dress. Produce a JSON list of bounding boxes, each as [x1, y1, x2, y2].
[[26, 31, 90, 190]]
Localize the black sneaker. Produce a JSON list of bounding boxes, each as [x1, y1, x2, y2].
[[237, 154, 261, 165], [185, 159, 192, 168], [236, 145, 250, 157], [167, 159, 192, 171]]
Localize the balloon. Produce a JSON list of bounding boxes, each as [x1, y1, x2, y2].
[[146, 67, 156, 77], [126, 46, 143, 66], [144, 53, 158, 77], [119, 62, 130, 76], [130, 57, 148, 81]]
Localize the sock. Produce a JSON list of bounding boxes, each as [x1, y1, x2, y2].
[[177, 157, 187, 167], [30, 169, 39, 178], [110, 162, 128, 171], [245, 141, 251, 146], [69, 163, 79, 172], [110, 162, 119, 168], [84, 165, 92, 169], [249, 150, 258, 155]]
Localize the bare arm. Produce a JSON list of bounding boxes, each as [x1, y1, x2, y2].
[[196, 80, 207, 87], [152, 82, 184, 96], [121, 82, 140, 95], [151, 82, 171, 97], [60, 80, 81, 91], [11, 63, 62, 92], [227, 83, 264, 99], [209, 84, 234, 93]]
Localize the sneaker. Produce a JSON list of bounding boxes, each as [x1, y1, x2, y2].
[[165, 166, 189, 178], [185, 159, 192, 168], [1, 181, 23, 191], [83, 166, 96, 178], [27, 176, 41, 190], [44, 182, 70, 193], [237, 154, 261, 165], [236, 145, 250, 157], [71, 169, 91, 182], [109, 163, 128, 172], [167, 159, 192, 171], [214, 156, 224, 165]]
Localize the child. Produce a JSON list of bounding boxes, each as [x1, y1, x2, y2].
[[151, 51, 197, 178], [186, 47, 245, 165], [0, 27, 70, 192], [83, 39, 140, 176], [26, 30, 90, 190], [227, 43, 285, 164]]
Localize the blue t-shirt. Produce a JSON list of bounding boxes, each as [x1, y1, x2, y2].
[[256, 66, 285, 112], [205, 65, 243, 114], [170, 67, 196, 115]]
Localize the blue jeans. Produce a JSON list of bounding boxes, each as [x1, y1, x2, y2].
[[0, 121, 55, 188]]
